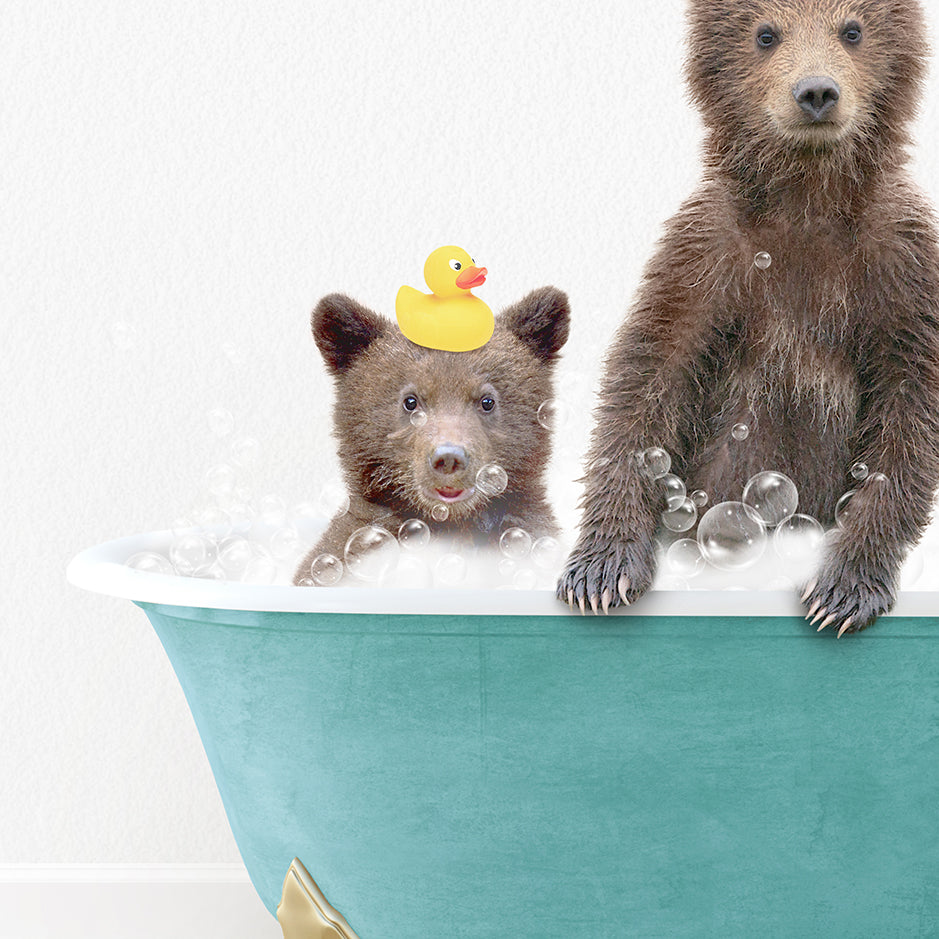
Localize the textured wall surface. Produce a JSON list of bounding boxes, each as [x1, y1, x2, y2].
[[2, 0, 939, 866]]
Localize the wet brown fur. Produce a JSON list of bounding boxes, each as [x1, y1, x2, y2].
[[295, 287, 570, 584], [559, 0, 939, 632]]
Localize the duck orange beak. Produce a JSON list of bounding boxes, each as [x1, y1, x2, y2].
[[455, 265, 487, 290]]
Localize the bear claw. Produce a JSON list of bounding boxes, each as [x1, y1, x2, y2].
[[817, 611, 838, 632], [556, 537, 655, 615], [800, 555, 895, 637], [810, 605, 828, 626]]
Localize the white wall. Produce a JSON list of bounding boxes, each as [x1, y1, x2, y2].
[[2, 0, 938, 899]]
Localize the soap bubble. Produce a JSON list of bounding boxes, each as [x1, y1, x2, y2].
[[742, 471, 799, 527], [310, 553, 343, 586], [258, 493, 287, 527], [170, 516, 195, 538], [217, 537, 255, 578], [691, 489, 709, 508], [754, 251, 772, 270], [661, 498, 697, 533], [395, 554, 433, 588], [500, 527, 532, 560], [641, 447, 671, 478], [205, 463, 237, 497], [289, 501, 320, 527], [868, 472, 888, 487], [763, 575, 797, 592], [191, 505, 232, 538], [296, 577, 315, 587], [315, 479, 350, 519], [109, 321, 136, 350], [513, 568, 538, 590], [270, 526, 303, 560], [850, 462, 869, 481], [773, 514, 824, 560], [170, 532, 213, 575], [410, 410, 428, 428], [398, 518, 431, 550], [230, 435, 260, 467], [344, 526, 400, 582], [435, 553, 468, 586], [244, 555, 278, 584], [126, 552, 175, 575], [835, 490, 857, 529], [531, 535, 562, 569], [658, 574, 690, 591], [657, 473, 687, 510], [697, 501, 767, 571], [192, 563, 226, 580], [476, 463, 509, 496], [225, 501, 255, 533], [207, 408, 235, 437], [666, 538, 705, 577], [537, 399, 568, 431], [431, 504, 450, 522], [732, 423, 750, 441], [497, 557, 517, 579]]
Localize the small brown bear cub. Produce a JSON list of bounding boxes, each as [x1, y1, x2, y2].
[[559, 0, 939, 633], [295, 287, 570, 584]]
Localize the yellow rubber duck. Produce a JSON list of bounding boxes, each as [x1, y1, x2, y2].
[[395, 246, 494, 352]]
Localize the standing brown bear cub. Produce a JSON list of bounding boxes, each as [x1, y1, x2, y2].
[[559, 0, 939, 633], [295, 287, 569, 584]]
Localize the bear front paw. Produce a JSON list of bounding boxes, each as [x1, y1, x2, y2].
[[556, 537, 656, 614], [801, 557, 896, 637]]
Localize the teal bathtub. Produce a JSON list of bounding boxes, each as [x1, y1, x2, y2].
[[69, 532, 939, 937]]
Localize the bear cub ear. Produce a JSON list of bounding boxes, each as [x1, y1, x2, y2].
[[499, 286, 571, 362], [312, 293, 388, 375]]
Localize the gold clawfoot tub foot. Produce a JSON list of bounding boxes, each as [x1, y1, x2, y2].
[[277, 858, 361, 939]]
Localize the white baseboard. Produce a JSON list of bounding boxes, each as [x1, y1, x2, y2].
[[0, 865, 282, 939]]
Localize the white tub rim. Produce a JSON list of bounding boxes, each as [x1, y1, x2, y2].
[[66, 529, 939, 619]]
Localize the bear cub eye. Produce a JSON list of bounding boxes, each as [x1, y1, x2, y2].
[[841, 21, 862, 44], [479, 394, 496, 412], [403, 394, 420, 412], [756, 25, 778, 49]]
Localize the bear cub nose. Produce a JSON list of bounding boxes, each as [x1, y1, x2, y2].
[[793, 76, 841, 120], [430, 444, 467, 476]]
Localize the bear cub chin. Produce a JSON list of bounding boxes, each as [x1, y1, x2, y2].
[[294, 287, 570, 586], [559, 0, 939, 633]]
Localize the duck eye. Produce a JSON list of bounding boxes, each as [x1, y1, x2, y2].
[[449, 259, 462, 272], [480, 395, 495, 412], [403, 394, 419, 412], [842, 21, 862, 44], [756, 25, 778, 49]]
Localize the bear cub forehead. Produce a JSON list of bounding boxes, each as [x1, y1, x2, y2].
[[356, 332, 547, 410]]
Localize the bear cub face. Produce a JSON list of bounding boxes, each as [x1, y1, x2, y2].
[[687, 0, 927, 162], [295, 287, 570, 584]]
